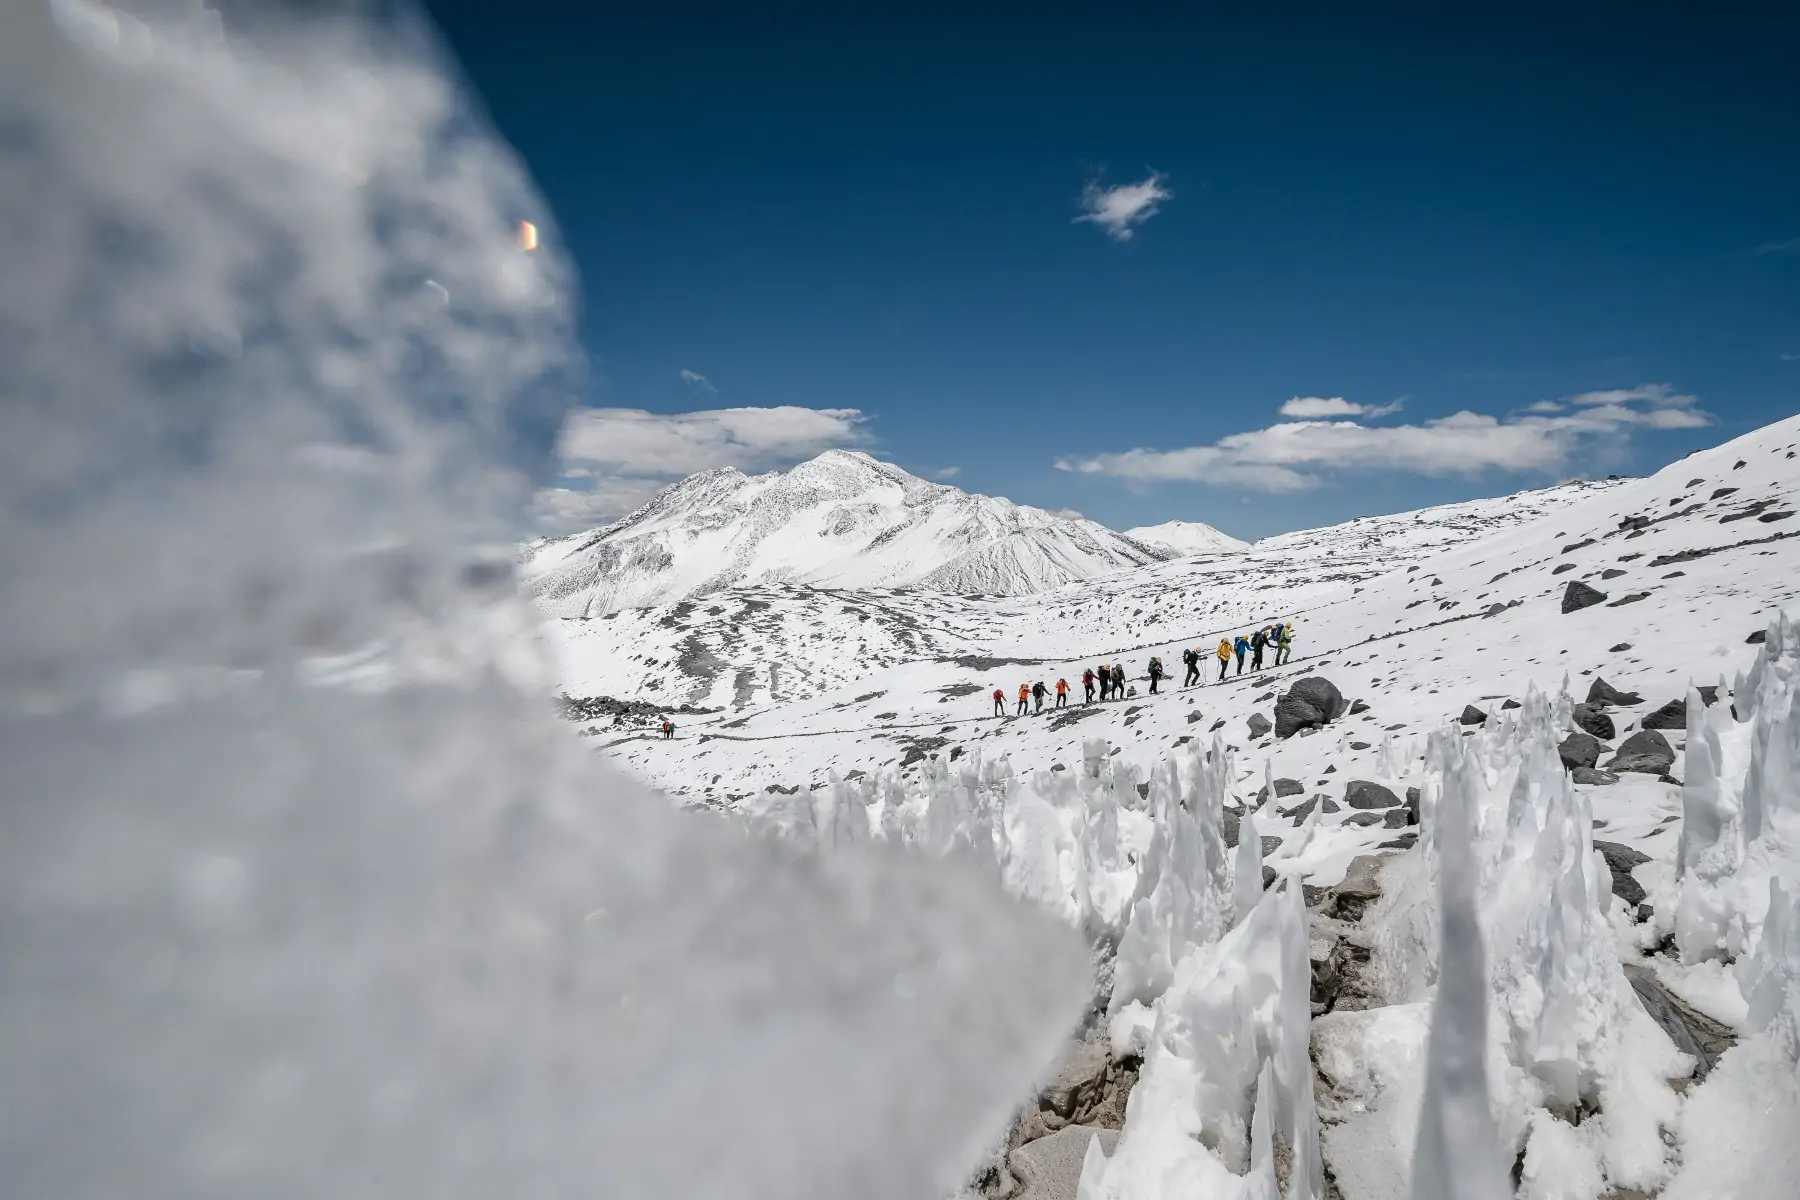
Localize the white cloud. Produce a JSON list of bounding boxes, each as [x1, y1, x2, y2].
[[932, 466, 962, 480], [1755, 236, 1800, 255], [530, 405, 872, 532], [1781, 352, 1799, 363], [1049, 508, 1086, 521], [1075, 171, 1171, 241], [678, 368, 716, 394], [1523, 400, 1564, 414], [1055, 384, 1711, 492], [1278, 396, 1403, 420]]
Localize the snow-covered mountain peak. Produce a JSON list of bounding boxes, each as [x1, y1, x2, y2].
[[522, 452, 1172, 615], [1123, 519, 1250, 557]]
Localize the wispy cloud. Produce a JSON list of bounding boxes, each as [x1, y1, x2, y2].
[[1780, 352, 1799, 363], [931, 466, 962, 480], [1075, 171, 1171, 241], [1278, 396, 1403, 420], [1755, 236, 1800, 255], [678, 368, 716, 394], [1055, 384, 1710, 492], [531, 405, 872, 532]]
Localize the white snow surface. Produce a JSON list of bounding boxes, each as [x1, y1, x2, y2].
[[1122, 519, 1250, 557], [521, 450, 1177, 615]]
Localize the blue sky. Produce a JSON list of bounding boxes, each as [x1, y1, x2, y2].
[[424, 3, 1800, 540]]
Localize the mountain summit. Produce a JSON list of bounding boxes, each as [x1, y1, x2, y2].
[[521, 450, 1177, 615]]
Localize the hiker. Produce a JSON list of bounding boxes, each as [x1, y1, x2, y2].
[[1249, 627, 1267, 672], [1147, 656, 1164, 694], [1098, 663, 1111, 701], [1032, 680, 1047, 714], [1276, 623, 1295, 665], [1016, 683, 1030, 716], [1182, 647, 1201, 688], [1233, 634, 1250, 676], [1082, 667, 1096, 703], [661, 719, 674, 739], [1217, 638, 1232, 682], [1111, 663, 1126, 697], [1055, 678, 1069, 708], [992, 687, 1005, 717]]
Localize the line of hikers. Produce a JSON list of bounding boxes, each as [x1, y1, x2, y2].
[[988, 621, 1298, 717]]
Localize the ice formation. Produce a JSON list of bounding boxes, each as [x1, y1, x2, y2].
[[0, 4, 1092, 1197]]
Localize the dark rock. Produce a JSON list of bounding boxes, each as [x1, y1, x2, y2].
[[1209, 718, 1227, 732], [1561, 580, 1608, 613], [1659, 773, 1683, 786], [1222, 808, 1240, 849], [1747, 629, 1767, 645], [1608, 729, 1675, 775], [1256, 777, 1306, 805], [1280, 794, 1321, 822], [1261, 835, 1283, 859], [1711, 486, 1739, 499], [1562, 538, 1597, 554], [1586, 678, 1644, 706], [1552, 563, 1577, 575], [1482, 602, 1506, 618], [1186, 710, 1204, 723], [1323, 764, 1337, 774], [1378, 833, 1418, 850], [1593, 841, 1651, 908], [1262, 865, 1277, 891], [1572, 767, 1619, 786], [1459, 704, 1488, 726], [1601, 568, 1627, 580], [1622, 963, 1737, 1083], [1558, 732, 1605, 771], [1350, 741, 1371, 750], [1382, 807, 1412, 829], [1344, 812, 1385, 827], [1501, 698, 1522, 710], [1642, 699, 1687, 731], [1606, 592, 1650, 607], [1698, 685, 1719, 706], [1571, 703, 1616, 741], [1274, 676, 1346, 738], [1610, 643, 1633, 653], [1344, 780, 1401, 810], [1405, 788, 1421, 823], [1323, 856, 1385, 922], [1349, 699, 1371, 715], [1247, 712, 1273, 739]]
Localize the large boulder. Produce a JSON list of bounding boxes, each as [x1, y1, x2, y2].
[[1586, 677, 1644, 706], [1642, 699, 1687, 731], [1608, 729, 1675, 775], [1344, 780, 1401, 810], [1246, 712, 1273, 739], [1009, 1126, 1121, 1200], [1562, 580, 1608, 613], [1274, 676, 1346, 739], [1256, 777, 1305, 805], [1571, 703, 1616, 741], [1593, 841, 1652, 909], [1558, 732, 1605, 771], [1459, 704, 1488, 726]]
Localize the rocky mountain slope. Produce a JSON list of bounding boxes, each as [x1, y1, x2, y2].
[[520, 450, 1176, 616]]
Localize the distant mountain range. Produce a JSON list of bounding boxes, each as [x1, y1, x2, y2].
[[520, 450, 1244, 616]]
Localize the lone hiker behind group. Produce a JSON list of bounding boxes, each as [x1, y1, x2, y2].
[[992, 686, 1005, 717], [1147, 656, 1164, 694]]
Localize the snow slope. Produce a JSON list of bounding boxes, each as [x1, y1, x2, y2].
[[520, 449, 1174, 616], [1121, 520, 1249, 557]]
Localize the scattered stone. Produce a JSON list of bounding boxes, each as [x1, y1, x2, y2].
[[1553, 563, 1577, 575], [1186, 710, 1204, 723], [1459, 704, 1488, 726], [1262, 865, 1277, 891], [1008, 1127, 1120, 1200], [1280, 794, 1321, 822], [1256, 777, 1306, 805], [1711, 486, 1739, 500], [1593, 841, 1651, 908], [1609, 642, 1633, 653], [1642, 699, 1686, 731], [1697, 685, 1719, 706], [1606, 591, 1650, 607], [1222, 808, 1241, 849], [1586, 678, 1644, 706], [1482, 602, 1506, 618], [1209, 717, 1227, 732], [1608, 728, 1675, 775], [1344, 780, 1401, 810], [1501, 698, 1522, 710], [1571, 703, 1617, 741], [1601, 568, 1627, 580], [1558, 732, 1605, 771], [1274, 676, 1346, 738], [1562, 538, 1597, 554], [1747, 629, 1767, 644], [1247, 712, 1273, 739], [1349, 699, 1370, 715], [1382, 807, 1412, 829], [1378, 832, 1418, 850], [1571, 767, 1619, 786], [1323, 856, 1385, 923], [1349, 741, 1371, 750], [1344, 812, 1384, 827], [1561, 580, 1608, 613], [1621, 964, 1737, 1083]]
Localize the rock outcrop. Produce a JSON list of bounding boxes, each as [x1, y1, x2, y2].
[[1274, 676, 1346, 739]]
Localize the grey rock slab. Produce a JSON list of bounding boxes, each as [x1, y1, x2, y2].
[[1246, 712, 1273, 739], [1587, 678, 1644, 707], [1571, 703, 1617, 741], [1344, 780, 1401, 809], [1571, 766, 1619, 786], [1642, 699, 1687, 731], [1562, 580, 1608, 612], [1009, 1126, 1120, 1200], [1608, 728, 1675, 775], [1621, 964, 1737, 1083], [1558, 731, 1605, 771], [1593, 841, 1652, 909]]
